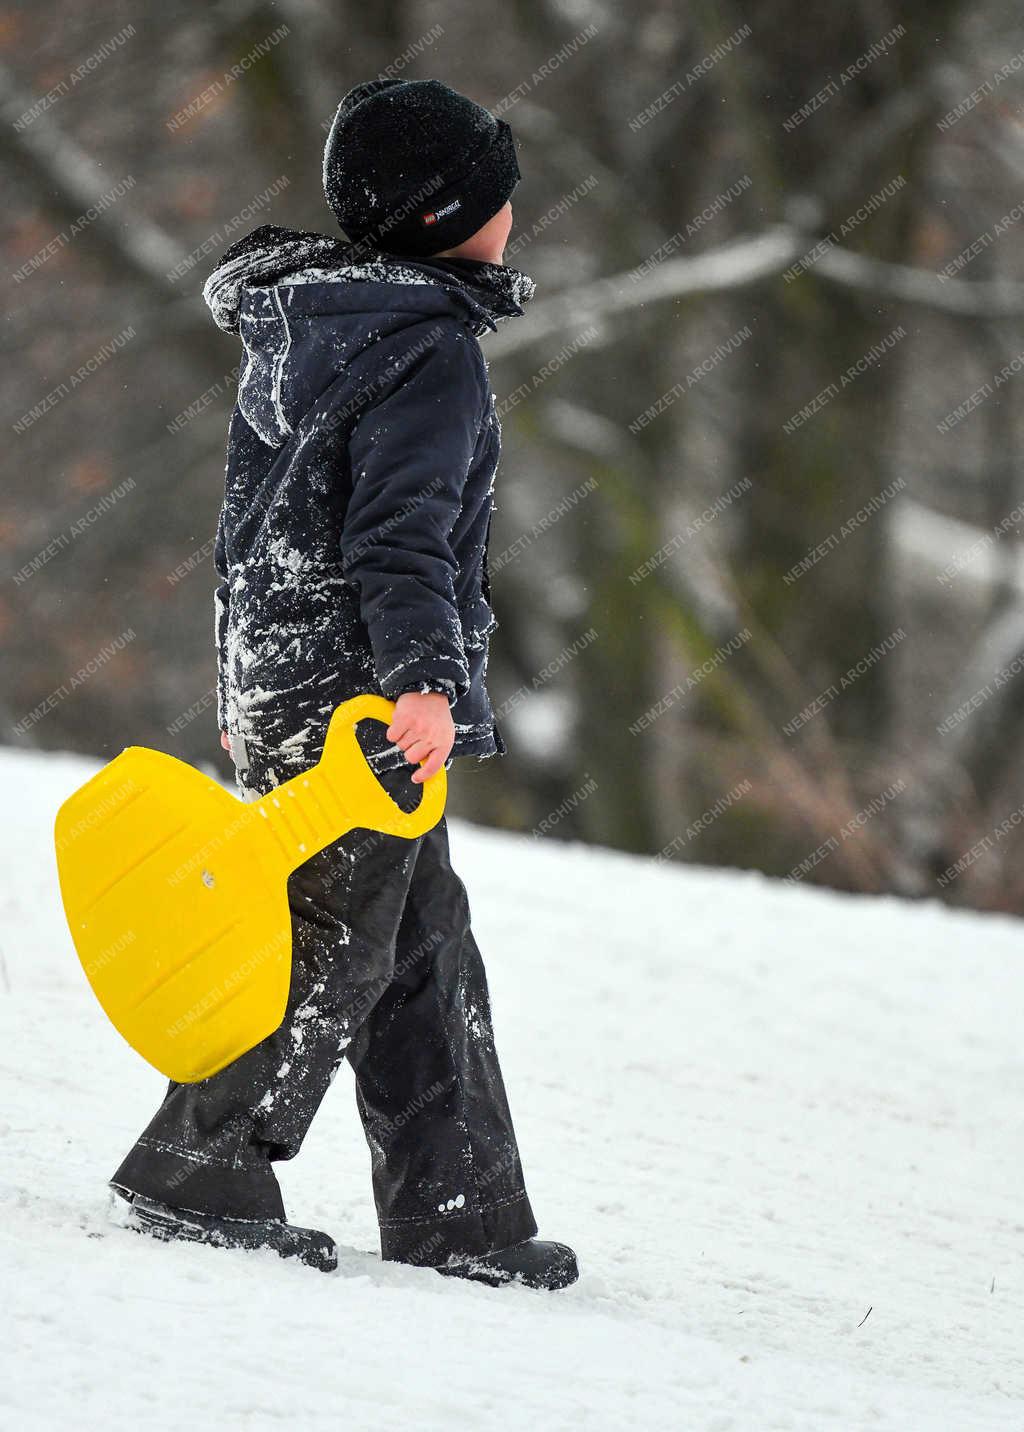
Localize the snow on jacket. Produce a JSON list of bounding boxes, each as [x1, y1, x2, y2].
[[202, 224, 535, 775]]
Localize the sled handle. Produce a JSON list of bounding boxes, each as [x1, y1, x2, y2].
[[321, 693, 448, 839]]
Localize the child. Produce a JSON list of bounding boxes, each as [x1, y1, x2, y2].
[[108, 79, 577, 1290]]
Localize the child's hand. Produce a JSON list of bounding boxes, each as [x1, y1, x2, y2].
[[220, 731, 231, 751], [386, 691, 454, 783]]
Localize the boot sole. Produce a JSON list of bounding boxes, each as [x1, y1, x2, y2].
[[434, 1244, 579, 1291], [110, 1186, 337, 1273]]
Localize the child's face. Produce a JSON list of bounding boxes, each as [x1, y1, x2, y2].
[[430, 202, 513, 265]]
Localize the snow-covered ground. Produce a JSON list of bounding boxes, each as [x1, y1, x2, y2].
[[1, 747, 1022, 1431]]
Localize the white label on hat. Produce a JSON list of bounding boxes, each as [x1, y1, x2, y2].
[[421, 198, 462, 226]]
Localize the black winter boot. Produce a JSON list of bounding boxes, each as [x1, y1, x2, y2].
[[434, 1238, 578, 1290], [109, 1185, 337, 1273]]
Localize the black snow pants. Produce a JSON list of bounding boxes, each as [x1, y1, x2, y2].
[[110, 742, 537, 1267]]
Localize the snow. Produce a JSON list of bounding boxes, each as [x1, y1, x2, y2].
[[2, 746, 1022, 1431]]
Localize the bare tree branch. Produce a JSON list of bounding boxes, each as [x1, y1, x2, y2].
[[493, 222, 1024, 361], [813, 242, 1024, 317], [0, 63, 185, 287], [490, 226, 803, 357]]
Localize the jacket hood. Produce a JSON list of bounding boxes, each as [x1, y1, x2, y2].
[[203, 223, 535, 339]]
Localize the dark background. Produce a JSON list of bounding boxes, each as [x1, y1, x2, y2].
[[5, 2, 1024, 912]]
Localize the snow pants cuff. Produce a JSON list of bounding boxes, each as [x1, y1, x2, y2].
[[110, 1140, 286, 1224], [380, 1189, 538, 1267]]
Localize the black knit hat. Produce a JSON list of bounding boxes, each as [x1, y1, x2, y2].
[[323, 79, 521, 258]]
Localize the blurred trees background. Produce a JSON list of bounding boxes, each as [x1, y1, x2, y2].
[[4, 1, 1024, 912]]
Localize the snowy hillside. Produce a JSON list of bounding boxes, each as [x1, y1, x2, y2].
[[1, 747, 1022, 1431]]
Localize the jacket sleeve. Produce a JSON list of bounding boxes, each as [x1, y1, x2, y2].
[[213, 504, 230, 730], [341, 322, 487, 703]]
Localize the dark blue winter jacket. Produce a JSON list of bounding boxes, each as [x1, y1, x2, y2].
[[203, 225, 535, 778]]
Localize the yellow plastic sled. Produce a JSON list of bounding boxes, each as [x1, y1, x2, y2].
[[54, 694, 446, 1084]]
